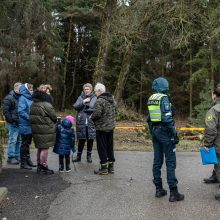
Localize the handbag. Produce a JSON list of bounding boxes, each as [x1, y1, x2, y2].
[[200, 146, 218, 165]]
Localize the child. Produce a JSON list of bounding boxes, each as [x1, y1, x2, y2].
[[53, 115, 75, 172]]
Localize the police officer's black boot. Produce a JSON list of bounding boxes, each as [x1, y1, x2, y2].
[[87, 152, 92, 163], [155, 184, 167, 198], [26, 154, 37, 167], [72, 152, 81, 163], [20, 156, 32, 170], [169, 187, 184, 202], [203, 170, 220, 183], [94, 163, 108, 175], [108, 162, 114, 174]]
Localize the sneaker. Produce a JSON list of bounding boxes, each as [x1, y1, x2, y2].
[[7, 157, 19, 165], [59, 167, 64, 173], [66, 167, 71, 173]]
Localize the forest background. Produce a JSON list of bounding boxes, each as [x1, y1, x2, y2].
[[1, 0, 220, 126]]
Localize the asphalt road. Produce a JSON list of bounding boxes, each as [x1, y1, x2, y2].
[[48, 151, 220, 220], [1, 150, 220, 220]]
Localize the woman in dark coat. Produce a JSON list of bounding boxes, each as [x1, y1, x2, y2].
[[30, 85, 57, 175], [73, 83, 96, 163]]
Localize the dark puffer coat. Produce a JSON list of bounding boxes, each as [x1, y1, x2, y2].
[[3, 90, 20, 124], [91, 93, 116, 131], [30, 91, 57, 149], [73, 92, 96, 139], [53, 119, 75, 156]]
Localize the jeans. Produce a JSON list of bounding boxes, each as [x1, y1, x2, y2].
[[152, 125, 178, 189], [7, 123, 21, 158]]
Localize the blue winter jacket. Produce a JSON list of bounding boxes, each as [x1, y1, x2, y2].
[[18, 84, 33, 135], [53, 119, 75, 156]]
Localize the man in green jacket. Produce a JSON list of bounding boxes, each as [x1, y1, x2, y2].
[[203, 85, 220, 200], [91, 83, 116, 175]]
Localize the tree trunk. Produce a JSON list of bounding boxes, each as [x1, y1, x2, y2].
[[189, 50, 193, 118], [114, 42, 132, 104], [93, 0, 117, 84], [61, 17, 72, 111], [210, 40, 215, 90], [114, 3, 160, 104]]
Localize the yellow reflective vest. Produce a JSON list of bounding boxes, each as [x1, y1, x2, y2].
[[147, 93, 167, 122]]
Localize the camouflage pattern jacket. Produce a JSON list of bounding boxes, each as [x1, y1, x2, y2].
[[204, 97, 220, 152], [91, 93, 116, 132]]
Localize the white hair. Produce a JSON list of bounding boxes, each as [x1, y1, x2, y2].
[[95, 83, 106, 93]]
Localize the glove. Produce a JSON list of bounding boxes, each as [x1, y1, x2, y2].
[[171, 133, 179, 144], [71, 146, 77, 153]]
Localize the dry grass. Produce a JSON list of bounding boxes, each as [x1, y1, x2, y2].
[[113, 129, 200, 152]]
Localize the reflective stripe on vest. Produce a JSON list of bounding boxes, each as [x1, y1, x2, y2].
[[147, 93, 167, 122]]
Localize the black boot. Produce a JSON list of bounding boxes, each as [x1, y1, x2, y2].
[[108, 162, 114, 174], [169, 187, 184, 202], [20, 156, 32, 170], [204, 170, 220, 183], [59, 156, 64, 172], [215, 193, 220, 201], [94, 163, 108, 175], [26, 154, 37, 167], [66, 157, 71, 172], [37, 164, 42, 173], [72, 153, 81, 163], [87, 152, 92, 163], [155, 184, 167, 198], [40, 166, 54, 175]]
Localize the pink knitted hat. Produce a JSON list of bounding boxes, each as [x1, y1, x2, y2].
[[65, 115, 75, 125]]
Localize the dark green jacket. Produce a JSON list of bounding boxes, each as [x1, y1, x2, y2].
[[30, 91, 57, 149], [91, 93, 116, 131], [204, 97, 220, 152]]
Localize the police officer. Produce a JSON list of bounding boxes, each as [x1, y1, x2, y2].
[[203, 83, 220, 184], [203, 85, 220, 200], [147, 77, 184, 202]]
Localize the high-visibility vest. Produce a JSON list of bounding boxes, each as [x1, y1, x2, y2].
[[147, 93, 167, 122]]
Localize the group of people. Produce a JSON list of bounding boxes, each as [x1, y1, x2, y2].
[[2, 82, 116, 175], [3, 77, 220, 202]]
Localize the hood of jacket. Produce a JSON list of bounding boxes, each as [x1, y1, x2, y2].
[[9, 90, 20, 99], [19, 84, 32, 100], [98, 92, 114, 103], [32, 90, 53, 104], [152, 77, 169, 93], [61, 118, 72, 129], [80, 91, 95, 99]]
